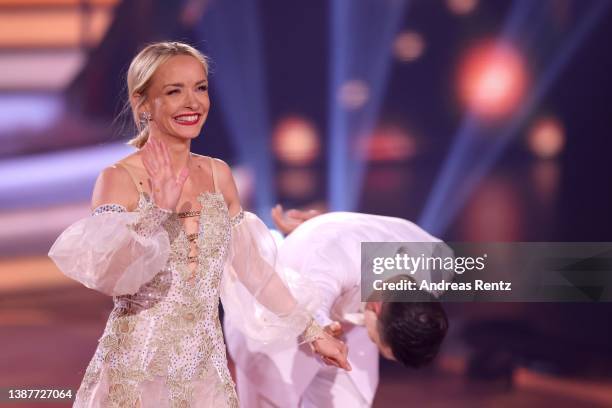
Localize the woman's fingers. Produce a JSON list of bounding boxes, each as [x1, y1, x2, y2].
[[152, 140, 164, 170], [144, 142, 160, 173], [141, 140, 189, 203], [157, 140, 177, 177], [142, 148, 156, 177], [155, 139, 166, 167], [177, 166, 189, 186], [142, 158, 153, 178], [156, 144, 166, 175], [159, 139, 171, 168]]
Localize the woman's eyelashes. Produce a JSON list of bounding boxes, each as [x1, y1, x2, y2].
[[165, 85, 207, 96]]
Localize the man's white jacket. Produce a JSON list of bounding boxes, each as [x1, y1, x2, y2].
[[224, 212, 448, 407]]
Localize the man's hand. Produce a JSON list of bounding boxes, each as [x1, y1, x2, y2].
[[311, 334, 352, 371], [270, 204, 321, 235], [324, 321, 344, 338]]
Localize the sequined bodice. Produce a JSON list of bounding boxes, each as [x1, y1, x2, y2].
[[114, 191, 233, 311], [76, 190, 241, 407]]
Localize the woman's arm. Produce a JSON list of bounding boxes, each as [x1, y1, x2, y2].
[[91, 164, 140, 212], [48, 152, 175, 296], [214, 158, 351, 370]]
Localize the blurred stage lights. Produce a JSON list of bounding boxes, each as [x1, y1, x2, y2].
[[446, 0, 479, 15], [278, 168, 317, 198], [460, 178, 523, 241], [364, 166, 412, 194], [458, 42, 528, 120], [357, 125, 417, 162], [527, 116, 565, 159], [551, 0, 572, 29], [393, 31, 425, 62], [337, 80, 370, 110], [272, 116, 320, 166], [531, 161, 560, 206]]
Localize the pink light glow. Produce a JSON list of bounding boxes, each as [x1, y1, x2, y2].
[[458, 42, 528, 119]]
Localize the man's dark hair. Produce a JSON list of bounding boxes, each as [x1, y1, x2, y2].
[[378, 294, 448, 368]]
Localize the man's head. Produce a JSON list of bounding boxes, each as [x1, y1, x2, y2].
[[364, 295, 448, 368]]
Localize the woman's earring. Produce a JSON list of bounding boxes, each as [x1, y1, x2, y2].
[[139, 111, 152, 129]]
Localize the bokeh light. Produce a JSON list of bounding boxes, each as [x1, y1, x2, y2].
[[357, 124, 417, 162], [531, 161, 560, 206], [337, 79, 370, 110], [458, 42, 528, 119], [277, 168, 317, 198], [364, 166, 413, 194], [527, 116, 565, 159], [459, 178, 523, 241], [272, 116, 321, 165], [393, 31, 425, 62], [446, 0, 479, 15]]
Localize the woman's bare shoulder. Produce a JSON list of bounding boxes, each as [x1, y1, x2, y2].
[[189, 152, 214, 166], [189, 153, 232, 181], [91, 153, 141, 211], [207, 157, 242, 213], [116, 150, 144, 168], [208, 156, 232, 174]]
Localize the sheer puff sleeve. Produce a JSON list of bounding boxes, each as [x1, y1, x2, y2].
[[221, 210, 322, 345], [48, 201, 172, 296]]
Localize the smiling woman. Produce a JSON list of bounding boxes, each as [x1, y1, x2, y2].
[[126, 42, 210, 149], [47, 41, 351, 408]]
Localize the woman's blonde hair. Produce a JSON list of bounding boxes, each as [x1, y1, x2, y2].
[[126, 41, 209, 148]]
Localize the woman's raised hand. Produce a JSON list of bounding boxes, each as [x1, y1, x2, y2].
[[141, 139, 189, 211]]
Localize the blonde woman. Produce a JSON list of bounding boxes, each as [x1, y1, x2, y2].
[[49, 41, 349, 408]]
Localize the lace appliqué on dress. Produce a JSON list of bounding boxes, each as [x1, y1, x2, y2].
[[74, 191, 239, 408], [129, 198, 172, 238]]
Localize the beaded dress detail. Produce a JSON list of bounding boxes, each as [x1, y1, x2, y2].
[[48, 157, 319, 407], [77, 190, 241, 407]]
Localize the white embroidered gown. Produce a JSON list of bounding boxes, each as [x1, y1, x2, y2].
[[48, 158, 317, 407]]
